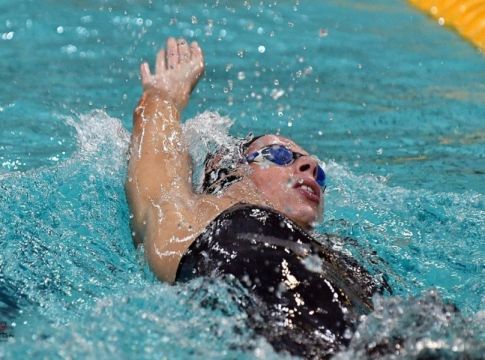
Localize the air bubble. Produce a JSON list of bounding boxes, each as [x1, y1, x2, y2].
[[258, 45, 266, 53]]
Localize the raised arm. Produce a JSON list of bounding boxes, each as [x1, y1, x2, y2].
[[126, 38, 263, 282], [126, 37, 203, 232], [126, 38, 209, 282]]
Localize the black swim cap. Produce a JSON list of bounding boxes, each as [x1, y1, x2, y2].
[[201, 134, 264, 194]]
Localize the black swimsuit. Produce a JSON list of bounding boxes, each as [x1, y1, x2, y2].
[[177, 204, 386, 359]]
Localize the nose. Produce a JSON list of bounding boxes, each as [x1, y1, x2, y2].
[[295, 156, 319, 180]]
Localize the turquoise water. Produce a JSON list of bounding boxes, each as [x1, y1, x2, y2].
[[1, 0, 484, 358]]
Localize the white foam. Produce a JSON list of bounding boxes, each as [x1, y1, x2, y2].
[[182, 111, 239, 190], [65, 110, 130, 174]]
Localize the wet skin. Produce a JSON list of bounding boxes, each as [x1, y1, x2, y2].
[[244, 135, 324, 229], [126, 37, 324, 282]]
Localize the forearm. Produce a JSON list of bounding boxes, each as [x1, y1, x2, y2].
[[126, 37, 206, 265], [126, 91, 193, 227]]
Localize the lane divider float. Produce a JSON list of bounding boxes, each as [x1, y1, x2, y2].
[[408, 0, 485, 52]]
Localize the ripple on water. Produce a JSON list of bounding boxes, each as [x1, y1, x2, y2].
[[0, 111, 483, 358]]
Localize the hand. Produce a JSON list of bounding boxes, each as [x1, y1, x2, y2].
[[140, 37, 204, 110]]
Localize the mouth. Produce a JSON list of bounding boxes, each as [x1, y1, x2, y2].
[[293, 178, 321, 205]]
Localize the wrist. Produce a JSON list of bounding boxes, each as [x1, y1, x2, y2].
[[142, 88, 188, 112]]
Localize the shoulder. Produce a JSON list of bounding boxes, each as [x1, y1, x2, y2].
[[143, 194, 242, 282]]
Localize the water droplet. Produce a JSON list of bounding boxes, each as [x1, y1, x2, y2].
[[1, 31, 14, 40], [319, 28, 328, 37], [270, 88, 285, 100], [56, 26, 64, 34], [61, 44, 77, 54], [81, 15, 93, 24]]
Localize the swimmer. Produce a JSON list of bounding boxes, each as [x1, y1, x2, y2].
[[126, 37, 387, 359]]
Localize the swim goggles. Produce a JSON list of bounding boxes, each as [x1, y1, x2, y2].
[[245, 144, 326, 188]]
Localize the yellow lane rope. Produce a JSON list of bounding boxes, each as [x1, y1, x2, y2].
[[408, 0, 485, 52]]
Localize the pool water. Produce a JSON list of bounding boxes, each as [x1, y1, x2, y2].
[[1, 0, 484, 358]]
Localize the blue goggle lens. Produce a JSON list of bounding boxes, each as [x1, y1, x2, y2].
[[248, 145, 327, 188], [262, 146, 293, 165], [316, 166, 326, 187]]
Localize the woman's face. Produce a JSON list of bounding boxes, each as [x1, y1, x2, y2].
[[245, 135, 324, 229]]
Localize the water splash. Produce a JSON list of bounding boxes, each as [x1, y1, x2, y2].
[[1, 111, 483, 358], [64, 110, 130, 173], [0, 110, 284, 359], [320, 162, 484, 313], [183, 111, 242, 191], [0, 111, 136, 321], [334, 290, 485, 359]]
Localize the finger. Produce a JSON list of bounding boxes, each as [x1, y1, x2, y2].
[[190, 41, 202, 61], [177, 38, 190, 64], [166, 37, 178, 69], [140, 62, 151, 84], [156, 49, 166, 73], [190, 41, 204, 73]]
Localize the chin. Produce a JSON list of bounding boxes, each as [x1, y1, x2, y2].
[[284, 205, 319, 229]]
